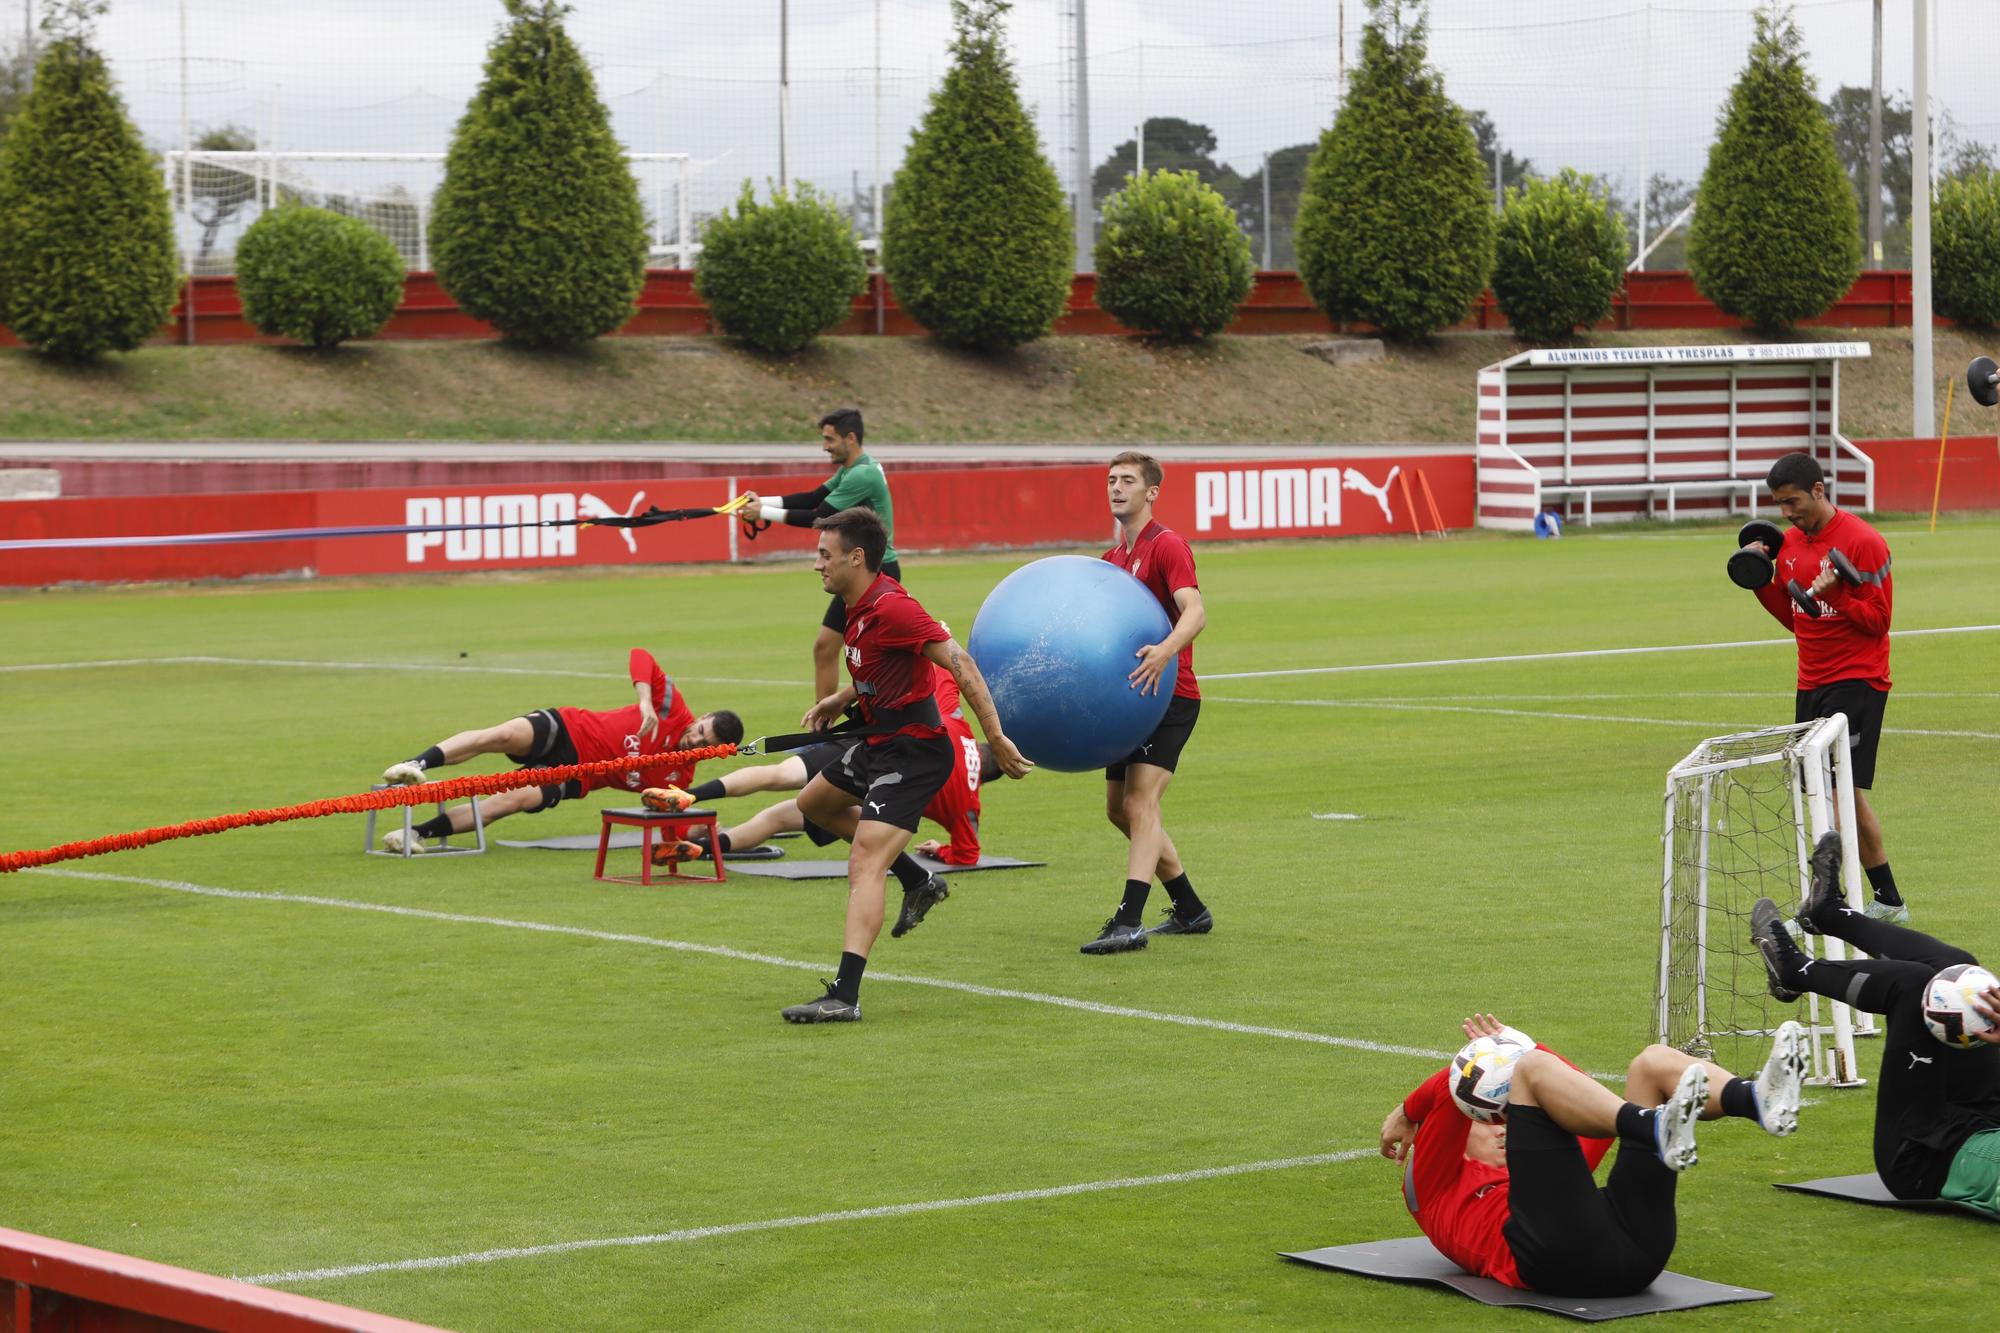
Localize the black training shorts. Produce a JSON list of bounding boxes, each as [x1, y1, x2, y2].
[[1795, 679, 1888, 789], [1106, 695, 1201, 781], [507, 708, 583, 809], [796, 743, 846, 846], [822, 558, 902, 633], [822, 731, 953, 835], [1499, 1106, 1678, 1298]]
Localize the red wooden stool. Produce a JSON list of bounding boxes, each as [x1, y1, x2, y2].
[[594, 807, 725, 885]]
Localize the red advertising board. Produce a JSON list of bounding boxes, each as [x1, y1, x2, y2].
[[0, 454, 1476, 586]]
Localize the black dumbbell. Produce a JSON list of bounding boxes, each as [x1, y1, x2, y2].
[[1969, 355, 1999, 409], [1786, 578, 1822, 617], [1727, 519, 1786, 590], [1786, 548, 1867, 618]]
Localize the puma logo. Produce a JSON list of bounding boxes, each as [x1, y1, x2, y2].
[[867, 800, 885, 814], [1908, 1052, 1935, 1069], [577, 491, 647, 554], [1342, 466, 1400, 523]]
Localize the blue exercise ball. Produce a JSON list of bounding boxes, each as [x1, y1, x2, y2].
[[967, 555, 1176, 773]]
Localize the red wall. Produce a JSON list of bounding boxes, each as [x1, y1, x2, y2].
[[0, 269, 1958, 349], [1856, 434, 2000, 511], [0, 454, 1474, 586]]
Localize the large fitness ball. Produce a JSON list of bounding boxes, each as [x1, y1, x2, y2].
[[967, 555, 1176, 772]]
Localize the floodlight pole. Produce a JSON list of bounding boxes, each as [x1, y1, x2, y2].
[[1261, 151, 1272, 270], [778, 0, 790, 192], [1912, 0, 1934, 437], [179, 0, 194, 346], [1637, 1, 1651, 266], [872, 0, 882, 246], [1072, 0, 1092, 269], [1867, 0, 1883, 267], [1135, 40, 1145, 176], [21, 0, 31, 96]]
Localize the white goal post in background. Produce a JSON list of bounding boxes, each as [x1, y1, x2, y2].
[[161, 151, 695, 275], [1659, 715, 1877, 1088]]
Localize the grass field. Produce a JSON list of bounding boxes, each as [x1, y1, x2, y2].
[[3, 520, 1998, 1330]]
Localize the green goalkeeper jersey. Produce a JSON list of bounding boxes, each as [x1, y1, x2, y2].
[[824, 452, 898, 565], [1941, 1127, 2000, 1218]]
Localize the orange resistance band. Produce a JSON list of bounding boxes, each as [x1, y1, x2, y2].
[[0, 744, 737, 874]]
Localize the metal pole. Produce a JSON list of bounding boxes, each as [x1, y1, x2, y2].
[[1913, 0, 1934, 437], [1493, 146, 1502, 213], [1637, 1, 1650, 267], [1261, 151, 1271, 270], [872, 0, 882, 248], [1072, 0, 1092, 269], [1134, 41, 1144, 176], [21, 0, 31, 97], [1336, 0, 1345, 101], [778, 0, 789, 192], [1867, 0, 1883, 267], [180, 0, 194, 345]]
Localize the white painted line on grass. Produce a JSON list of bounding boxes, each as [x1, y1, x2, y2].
[[1210, 696, 2000, 741], [0, 655, 801, 689], [29, 869, 1457, 1063], [1203, 623, 2000, 681], [1311, 813, 1364, 821], [238, 1147, 1377, 1285]]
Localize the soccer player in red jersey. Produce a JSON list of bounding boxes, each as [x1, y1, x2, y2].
[[374, 648, 742, 851], [780, 509, 1030, 1023], [1382, 1014, 1807, 1297], [1742, 450, 1905, 921], [1081, 451, 1211, 956]]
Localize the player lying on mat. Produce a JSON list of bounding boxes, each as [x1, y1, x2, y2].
[[1381, 1014, 1808, 1298], [374, 647, 743, 852], [1753, 832, 2000, 1216], [646, 674, 1016, 869]]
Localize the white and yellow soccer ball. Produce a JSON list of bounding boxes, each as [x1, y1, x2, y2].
[[1450, 1030, 1535, 1124], [1923, 964, 2000, 1049]]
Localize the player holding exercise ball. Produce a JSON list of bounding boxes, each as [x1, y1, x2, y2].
[[1731, 451, 1904, 922]]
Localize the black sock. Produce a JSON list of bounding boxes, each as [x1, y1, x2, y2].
[[691, 779, 726, 802], [1865, 861, 1902, 907], [411, 814, 453, 840], [1719, 1076, 1759, 1122], [1115, 878, 1151, 925], [715, 831, 733, 853], [833, 951, 867, 1004], [1614, 1102, 1655, 1144], [1162, 872, 1205, 918], [410, 745, 446, 770], [890, 853, 930, 893]]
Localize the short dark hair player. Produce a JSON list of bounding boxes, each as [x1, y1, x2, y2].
[[1081, 451, 1211, 956], [1741, 451, 1904, 922], [779, 509, 1031, 1023]]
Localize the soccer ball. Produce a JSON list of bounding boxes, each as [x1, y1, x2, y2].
[[1923, 963, 2000, 1049], [1450, 1032, 1534, 1124]]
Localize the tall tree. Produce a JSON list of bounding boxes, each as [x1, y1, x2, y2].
[[1464, 109, 1532, 204], [1821, 85, 1912, 233]]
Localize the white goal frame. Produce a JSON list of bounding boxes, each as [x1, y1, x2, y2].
[[161, 150, 696, 272], [1658, 714, 1876, 1087]]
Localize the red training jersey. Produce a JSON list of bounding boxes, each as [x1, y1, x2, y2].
[[1750, 508, 1893, 691], [558, 648, 703, 795], [921, 674, 983, 865], [844, 573, 951, 745], [1102, 520, 1201, 700], [1399, 1046, 1611, 1291]]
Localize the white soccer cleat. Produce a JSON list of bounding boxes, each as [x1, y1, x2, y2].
[[1864, 899, 1910, 926], [1652, 1062, 1707, 1173], [1754, 1020, 1809, 1137], [381, 762, 426, 787], [381, 828, 427, 856]]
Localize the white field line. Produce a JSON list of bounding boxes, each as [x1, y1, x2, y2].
[[238, 1148, 1377, 1285], [1203, 623, 2000, 681], [0, 655, 800, 688], [27, 869, 1457, 1063]]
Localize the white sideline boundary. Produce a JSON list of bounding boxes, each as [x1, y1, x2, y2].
[[28, 869, 1457, 1063], [1208, 696, 2000, 742], [237, 1148, 1376, 1285]]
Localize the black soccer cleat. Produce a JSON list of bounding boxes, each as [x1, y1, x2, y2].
[[891, 874, 950, 939], [1080, 917, 1149, 955], [1750, 898, 1803, 1003], [781, 981, 861, 1024], [1796, 831, 1848, 936], [1143, 906, 1214, 938]]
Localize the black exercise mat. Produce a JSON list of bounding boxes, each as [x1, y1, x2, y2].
[[1280, 1238, 1770, 1322], [496, 833, 783, 860], [1775, 1174, 1998, 1218], [726, 853, 1043, 879]]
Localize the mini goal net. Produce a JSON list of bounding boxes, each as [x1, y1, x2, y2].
[[1659, 715, 1874, 1086]]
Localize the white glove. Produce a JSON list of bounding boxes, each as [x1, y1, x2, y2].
[[757, 500, 786, 523]]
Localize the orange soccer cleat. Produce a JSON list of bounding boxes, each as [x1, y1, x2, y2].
[[641, 785, 694, 813], [650, 838, 709, 868]]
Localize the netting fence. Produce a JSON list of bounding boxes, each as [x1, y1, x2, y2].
[[2, 0, 1997, 274]]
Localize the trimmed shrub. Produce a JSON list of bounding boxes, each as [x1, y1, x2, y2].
[[881, 0, 1072, 350], [1293, 0, 1493, 341], [429, 0, 647, 348], [695, 182, 868, 353], [1491, 169, 1628, 343], [235, 205, 406, 349], [1094, 169, 1254, 341], [1934, 169, 2000, 329], [0, 31, 178, 358], [1688, 5, 1859, 333]]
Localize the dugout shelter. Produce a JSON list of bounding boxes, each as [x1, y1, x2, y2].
[[1475, 343, 1873, 530]]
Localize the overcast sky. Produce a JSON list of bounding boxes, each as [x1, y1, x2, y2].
[[8, 0, 1995, 218]]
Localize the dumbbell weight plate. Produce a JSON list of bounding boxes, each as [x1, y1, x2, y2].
[[1969, 355, 1999, 409], [1737, 519, 1784, 556], [1727, 545, 1776, 590]]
